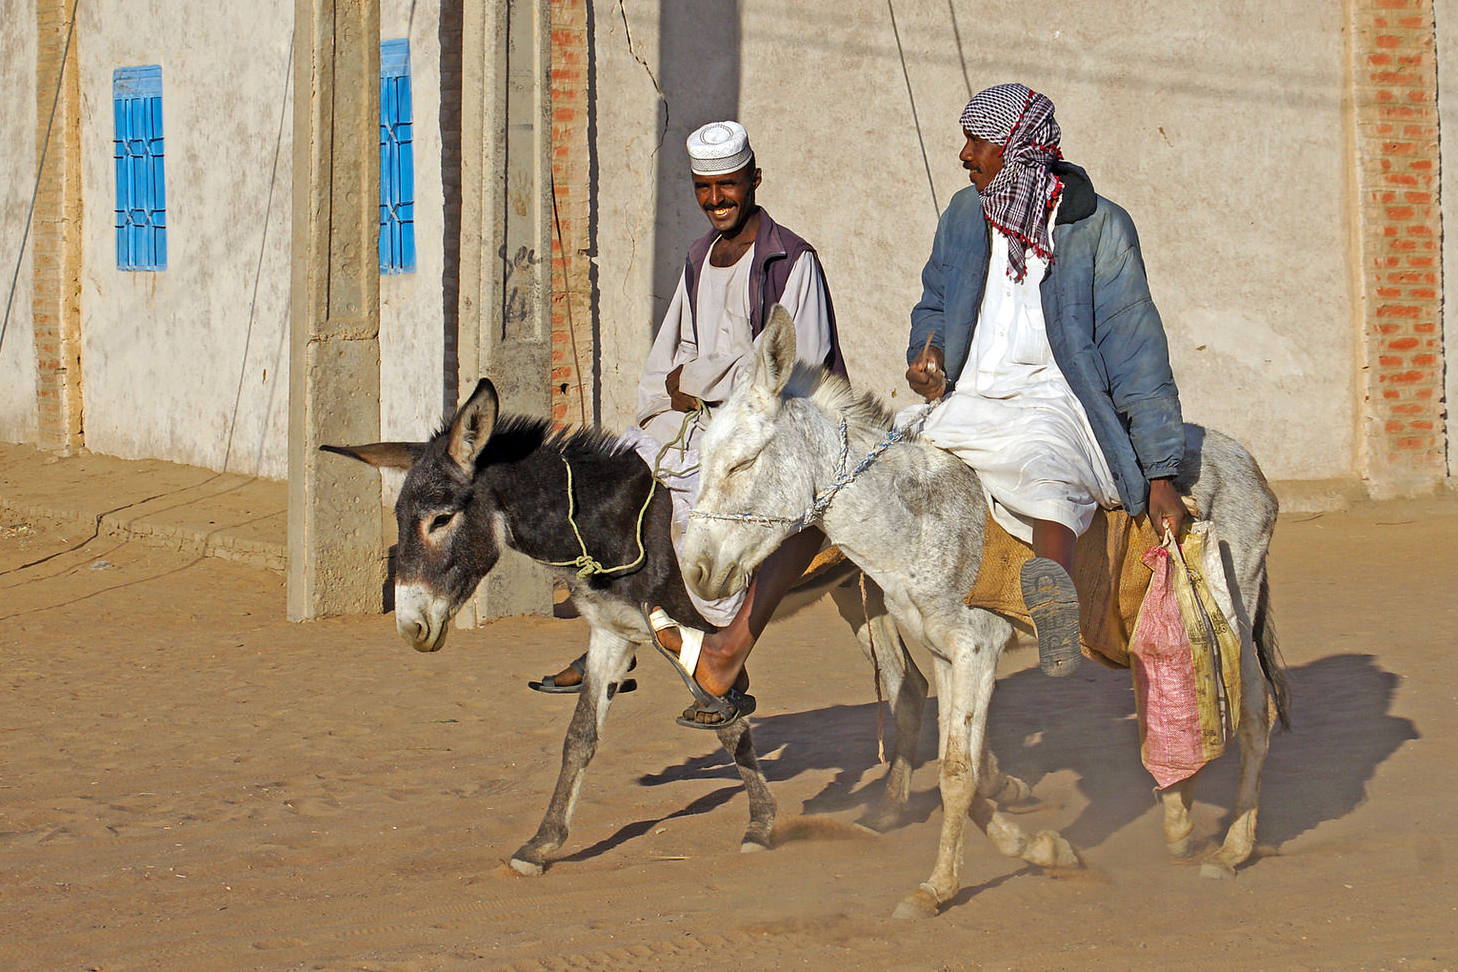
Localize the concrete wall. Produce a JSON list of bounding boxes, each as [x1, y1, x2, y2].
[[593, 0, 1357, 483], [61, 0, 442, 480], [0, 0, 40, 444], [380, 0, 448, 448]]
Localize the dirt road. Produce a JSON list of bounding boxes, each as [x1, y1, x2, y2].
[[2, 500, 1455, 971]]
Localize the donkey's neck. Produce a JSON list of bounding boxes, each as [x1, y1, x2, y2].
[[483, 431, 647, 564], [800, 398, 987, 576], [480, 424, 707, 625]]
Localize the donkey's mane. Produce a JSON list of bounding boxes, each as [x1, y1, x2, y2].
[[785, 363, 901, 439], [432, 413, 634, 466]]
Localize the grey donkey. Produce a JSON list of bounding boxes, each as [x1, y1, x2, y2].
[[324, 380, 1034, 875], [680, 306, 1291, 918]]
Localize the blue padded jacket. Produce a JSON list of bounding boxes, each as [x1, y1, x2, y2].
[[907, 162, 1183, 517]]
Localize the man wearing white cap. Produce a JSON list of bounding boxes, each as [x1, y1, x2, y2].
[[533, 120, 846, 730]]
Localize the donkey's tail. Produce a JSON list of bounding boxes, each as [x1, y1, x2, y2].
[[1253, 572, 1292, 729]]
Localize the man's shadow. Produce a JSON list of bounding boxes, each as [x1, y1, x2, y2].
[[610, 653, 1415, 861]]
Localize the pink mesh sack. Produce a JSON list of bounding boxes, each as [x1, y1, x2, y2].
[[1128, 526, 1240, 789]]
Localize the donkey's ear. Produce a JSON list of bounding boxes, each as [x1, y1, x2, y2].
[[448, 378, 500, 471], [320, 441, 423, 471], [751, 304, 797, 397]]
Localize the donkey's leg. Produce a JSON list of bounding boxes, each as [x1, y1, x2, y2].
[[965, 786, 1080, 871], [1160, 775, 1199, 859], [966, 745, 1078, 871], [977, 746, 1032, 808], [1202, 611, 1275, 879], [931, 658, 952, 763], [892, 635, 994, 920], [510, 628, 634, 876], [715, 719, 777, 852], [828, 576, 928, 832]]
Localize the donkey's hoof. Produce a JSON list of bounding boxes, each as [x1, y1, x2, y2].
[[741, 824, 774, 853], [1166, 833, 1197, 860], [988, 775, 1033, 807], [509, 847, 547, 876], [857, 805, 903, 835], [1199, 860, 1236, 881], [891, 886, 939, 919], [1027, 831, 1082, 870]]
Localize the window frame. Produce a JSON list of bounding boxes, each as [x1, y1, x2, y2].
[[379, 39, 416, 274], [113, 65, 167, 272]]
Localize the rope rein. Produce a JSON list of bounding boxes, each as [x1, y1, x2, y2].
[[542, 405, 703, 579]]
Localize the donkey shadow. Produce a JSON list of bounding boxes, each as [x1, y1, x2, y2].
[[621, 652, 1416, 859]]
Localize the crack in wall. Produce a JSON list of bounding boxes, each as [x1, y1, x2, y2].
[[617, 0, 668, 158]]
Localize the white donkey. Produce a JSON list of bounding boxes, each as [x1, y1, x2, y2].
[[679, 307, 1289, 919]]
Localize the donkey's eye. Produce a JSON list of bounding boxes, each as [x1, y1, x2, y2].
[[726, 455, 756, 476], [429, 513, 455, 533]]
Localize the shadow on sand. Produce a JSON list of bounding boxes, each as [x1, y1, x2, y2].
[[594, 653, 1415, 863]]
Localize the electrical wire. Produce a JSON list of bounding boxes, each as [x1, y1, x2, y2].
[[1, 0, 81, 361], [886, 0, 940, 219]]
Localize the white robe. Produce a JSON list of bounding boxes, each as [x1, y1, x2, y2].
[[626, 242, 833, 626], [915, 222, 1119, 544]]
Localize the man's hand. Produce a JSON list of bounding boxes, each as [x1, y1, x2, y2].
[[906, 345, 947, 401], [1148, 477, 1186, 540], [665, 365, 699, 413]]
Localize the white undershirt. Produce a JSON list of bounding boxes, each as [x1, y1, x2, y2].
[[628, 241, 835, 625], [915, 217, 1118, 543]]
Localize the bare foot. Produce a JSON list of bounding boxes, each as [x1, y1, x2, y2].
[[649, 618, 748, 698], [546, 660, 581, 688]]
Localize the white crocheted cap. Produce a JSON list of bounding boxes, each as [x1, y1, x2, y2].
[[686, 121, 753, 175]]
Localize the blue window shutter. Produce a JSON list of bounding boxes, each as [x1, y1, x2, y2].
[[379, 40, 415, 274], [113, 65, 166, 271]]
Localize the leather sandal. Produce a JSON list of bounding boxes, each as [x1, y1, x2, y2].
[[642, 604, 756, 730], [1020, 557, 1082, 677]]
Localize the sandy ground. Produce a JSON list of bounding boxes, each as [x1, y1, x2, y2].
[[2, 498, 1456, 972]]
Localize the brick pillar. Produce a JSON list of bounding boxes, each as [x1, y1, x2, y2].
[[1351, 0, 1448, 494], [32, 0, 83, 454], [549, 0, 595, 428]]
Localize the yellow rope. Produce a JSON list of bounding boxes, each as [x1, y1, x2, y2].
[[543, 455, 656, 579], [543, 405, 703, 580]]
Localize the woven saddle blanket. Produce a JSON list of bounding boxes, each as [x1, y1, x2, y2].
[[964, 509, 1161, 668], [795, 509, 1159, 668]]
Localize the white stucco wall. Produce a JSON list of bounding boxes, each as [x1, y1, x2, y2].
[[77, 0, 296, 476], [67, 0, 444, 479], [1439, 0, 1457, 480], [380, 0, 447, 448], [593, 0, 1357, 482], [0, 0, 40, 443]]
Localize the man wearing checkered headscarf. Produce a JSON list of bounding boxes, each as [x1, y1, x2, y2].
[[960, 83, 1064, 283], [903, 84, 1186, 680]]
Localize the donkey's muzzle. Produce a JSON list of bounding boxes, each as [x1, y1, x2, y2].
[[394, 582, 451, 652], [683, 557, 749, 601]]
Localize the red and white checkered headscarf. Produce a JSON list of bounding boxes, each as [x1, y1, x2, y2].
[[960, 84, 1063, 282]]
